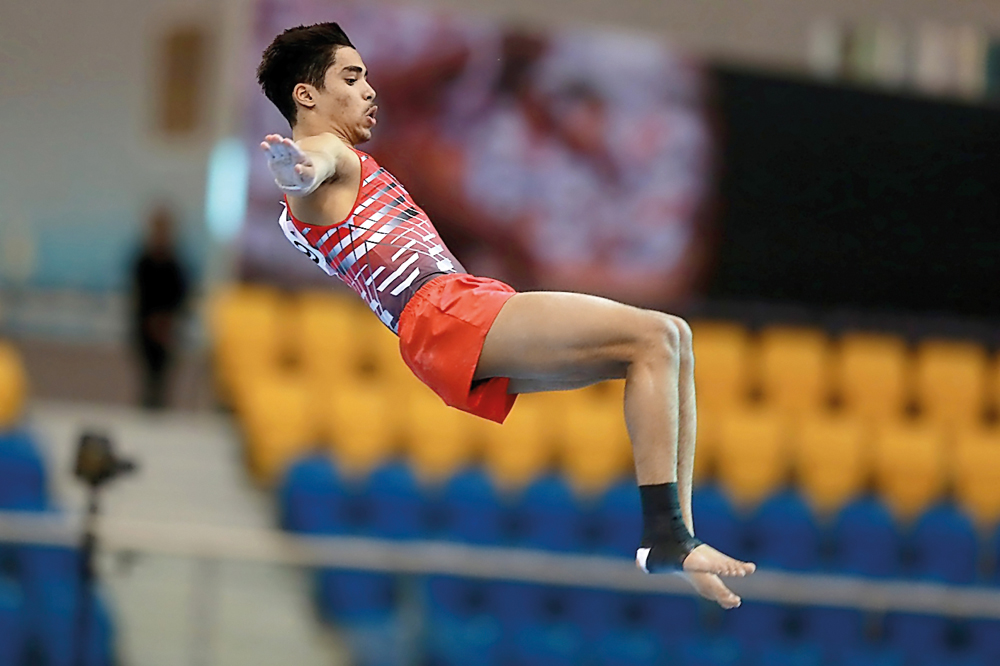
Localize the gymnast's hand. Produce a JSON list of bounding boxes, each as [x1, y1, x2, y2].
[[260, 134, 321, 196], [682, 571, 742, 610]]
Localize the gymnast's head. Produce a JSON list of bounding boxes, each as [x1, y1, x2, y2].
[[257, 22, 377, 144]]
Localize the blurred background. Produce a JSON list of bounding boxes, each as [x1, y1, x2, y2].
[[1, 0, 1000, 664]]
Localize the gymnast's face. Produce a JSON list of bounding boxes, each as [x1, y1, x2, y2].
[[298, 46, 377, 145]]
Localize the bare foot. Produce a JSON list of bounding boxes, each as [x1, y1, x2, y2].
[[682, 543, 756, 578], [683, 571, 742, 609]]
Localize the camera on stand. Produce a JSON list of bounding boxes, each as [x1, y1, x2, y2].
[[74, 432, 136, 489], [72, 431, 137, 666]]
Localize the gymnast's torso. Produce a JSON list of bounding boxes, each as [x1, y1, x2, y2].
[[279, 148, 465, 334]]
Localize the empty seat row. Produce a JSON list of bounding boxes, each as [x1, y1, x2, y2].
[[209, 286, 1000, 428], [694, 322, 999, 425], [698, 409, 1000, 522], [280, 454, 1000, 584]]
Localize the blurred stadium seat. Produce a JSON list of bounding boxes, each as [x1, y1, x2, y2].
[[883, 612, 953, 661], [239, 369, 318, 484], [833, 333, 910, 420], [872, 420, 947, 520], [800, 605, 866, 656], [909, 503, 978, 584], [953, 427, 1000, 527], [291, 290, 368, 390], [715, 407, 791, 508], [558, 391, 632, 497], [0, 342, 27, 429], [591, 480, 642, 558], [691, 484, 744, 558], [0, 577, 25, 666], [480, 399, 552, 491], [208, 285, 287, 405], [321, 377, 399, 477], [830, 496, 902, 577], [404, 385, 480, 485], [278, 453, 344, 534], [914, 340, 989, 426], [757, 326, 832, 414], [364, 462, 426, 540], [749, 490, 821, 571], [691, 321, 752, 412], [0, 430, 47, 511], [513, 475, 582, 552], [792, 413, 870, 514], [439, 468, 504, 546]]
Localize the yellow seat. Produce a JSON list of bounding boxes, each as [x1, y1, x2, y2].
[[692, 322, 752, 412], [208, 286, 287, 404], [481, 397, 552, 491], [793, 414, 870, 514], [693, 407, 721, 484], [872, 420, 947, 521], [953, 428, 1000, 527], [757, 327, 832, 414], [0, 341, 27, 428], [405, 385, 480, 485], [558, 389, 631, 497], [914, 340, 988, 426], [240, 370, 318, 485], [291, 290, 367, 389], [320, 377, 400, 477], [834, 333, 910, 420], [715, 407, 790, 508]]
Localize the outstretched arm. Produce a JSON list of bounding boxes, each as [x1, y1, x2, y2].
[[259, 133, 349, 197]]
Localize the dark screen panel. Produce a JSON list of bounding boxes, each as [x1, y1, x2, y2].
[[709, 68, 1000, 317]]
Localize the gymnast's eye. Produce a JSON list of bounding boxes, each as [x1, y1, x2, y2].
[[345, 78, 357, 85]]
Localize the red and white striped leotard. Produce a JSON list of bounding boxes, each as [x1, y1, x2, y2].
[[279, 148, 465, 333]]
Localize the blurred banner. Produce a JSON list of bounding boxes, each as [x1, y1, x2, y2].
[[243, 0, 717, 309]]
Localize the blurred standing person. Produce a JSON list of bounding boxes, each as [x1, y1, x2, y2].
[[131, 205, 189, 409]]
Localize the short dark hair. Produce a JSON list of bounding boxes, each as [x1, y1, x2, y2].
[[257, 23, 355, 126]]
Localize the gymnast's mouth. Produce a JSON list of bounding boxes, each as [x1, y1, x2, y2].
[[365, 105, 378, 126]]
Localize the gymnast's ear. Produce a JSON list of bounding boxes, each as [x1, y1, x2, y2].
[[293, 83, 318, 111]]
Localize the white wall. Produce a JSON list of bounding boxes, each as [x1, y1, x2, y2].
[[0, 0, 226, 291]]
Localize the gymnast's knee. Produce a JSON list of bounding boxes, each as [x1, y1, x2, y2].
[[630, 311, 682, 366]]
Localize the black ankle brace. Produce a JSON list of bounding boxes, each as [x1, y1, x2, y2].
[[637, 482, 703, 572]]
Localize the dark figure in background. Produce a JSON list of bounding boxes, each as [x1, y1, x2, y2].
[[131, 206, 188, 409]]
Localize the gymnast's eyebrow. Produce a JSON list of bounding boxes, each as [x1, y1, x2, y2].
[[341, 65, 366, 76]]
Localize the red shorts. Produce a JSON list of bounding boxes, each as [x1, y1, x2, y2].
[[398, 273, 518, 423]]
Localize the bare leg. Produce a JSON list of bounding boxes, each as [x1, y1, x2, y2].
[[475, 291, 754, 579]]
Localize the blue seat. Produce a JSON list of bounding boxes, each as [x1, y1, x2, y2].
[[316, 569, 395, 624], [425, 575, 490, 619], [830, 497, 902, 577], [0, 577, 26, 666], [16, 544, 80, 594], [883, 612, 951, 659], [642, 593, 701, 641], [969, 619, 1000, 662], [278, 454, 345, 534], [692, 485, 744, 558], [508, 620, 584, 666], [835, 644, 906, 666], [592, 480, 641, 558], [758, 641, 824, 666], [0, 430, 47, 511], [909, 503, 978, 584], [512, 475, 582, 552], [30, 582, 114, 666], [800, 606, 865, 655], [440, 469, 504, 545], [911, 654, 985, 666], [424, 613, 502, 666], [723, 600, 789, 647], [488, 580, 571, 631], [365, 462, 425, 540], [590, 626, 666, 666], [749, 491, 821, 571], [677, 636, 744, 666]]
